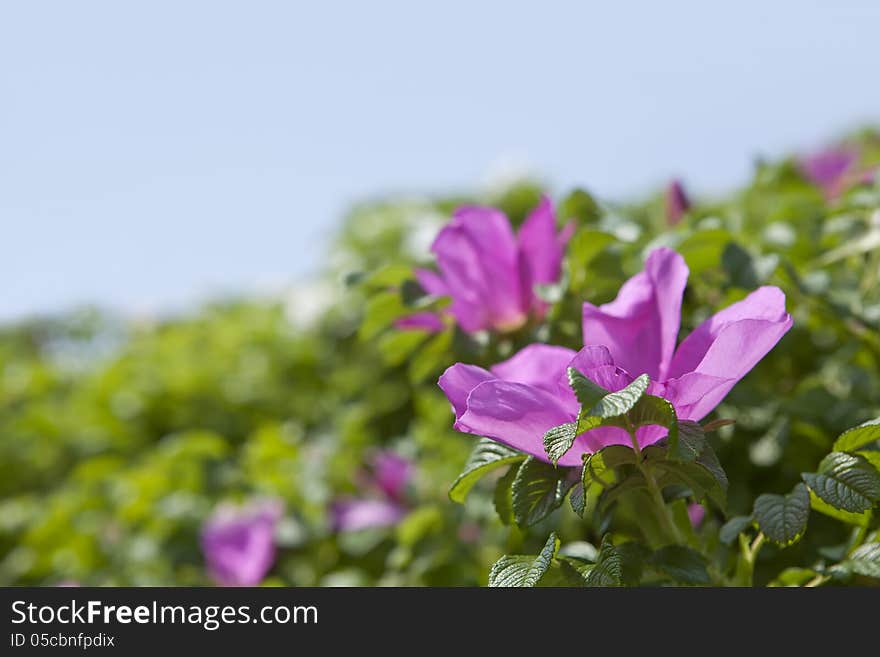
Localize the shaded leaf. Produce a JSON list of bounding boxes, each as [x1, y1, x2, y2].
[[719, 515, 754, 545], [650, 545, 711, 585], [449, 438, 525, 503], [801, 452, 880, 514], [488, 533, 559, 587], [753, 483, 810, 547]]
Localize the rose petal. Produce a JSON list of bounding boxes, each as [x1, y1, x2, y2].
[[394, 312, 444, 332], [668, 286, 792, 382], [414, 268, 449, 297], [490, 343, 577, 396], [582, 248, 688, 380], [517, 195, 563, 313], [456, 380, 574, 462], [438, 363, 494, 420], [432, 207, 525, 331]]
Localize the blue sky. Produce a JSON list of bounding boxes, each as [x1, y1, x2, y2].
[[2, 1, 878, 320]]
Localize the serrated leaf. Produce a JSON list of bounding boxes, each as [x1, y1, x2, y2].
[[696, 442, 729, 493], [650, 545, 711, 585], [566, 367, 608, 408], [615, 542, 651, 586], [585, 536, 623, 587], [719, 515, 754, 545], [553, 558, 591, 586], [543, 421, 578, 465], [670, 419, 705, 461], [586, 373, 650, 418], [625, 395, 678, 440], [449, 438, 525, 503], [654, 460, 727, 510], [833, 418, 880, 453], [569, 482, 585, 517], [809, 490, 872, 527], [493, 466, 518, 526], [488, 533, 559, 587], [753, 483, 810, 547], [844, 542, 880, 578], [512, 458, 575, 528], [801, 452, 880, 514], [581, 445, 635, 498]]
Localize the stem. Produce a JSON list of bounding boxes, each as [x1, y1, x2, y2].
[[804, 574, 831, 588], [734, 532, 765, 586], [847, 522, 869, 557], [629, 429, 683, 545]]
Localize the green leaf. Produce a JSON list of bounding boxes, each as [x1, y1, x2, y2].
[[449, 438, 525, 503], [654, 460, 727, 510], [359, 291, 407, 340], [753, 483, 810, 547], [569, 482, 586, 517], [859, 450, 880, 473], [719, 515, 754, 545], [566, 228, 614, 289], [801, 452, 880, 514], [615, 542, 652, 586], [770, 568, 821, 587], [844, 543, 880, 579], [488, 533, 559, 587], [378, 330, 427, 366], [359, 264, 413, 288], [586, 373, 650, 419], [833, 418, 880, 453], [585, 536, 623, 587], [626, 395, 678, 439], [512, 458, 575, 528], [543, 421, 578, 466], [670, 419, 705, 462], [560, 190, 602, 225], [407, 329, 453, 382], [493, 466, 518, 526], [566, 367, 608, 408], [809, 490, 872, 527], [650, 545, 711, 585]]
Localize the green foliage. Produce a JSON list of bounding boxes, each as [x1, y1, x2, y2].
[[753, 483, 810, 547], [3, 128, 880, 587], [488, 533, 559, 587], [512, 459, 576, 528], [449, 439, 525, 504], [802, 452, 880, 513]]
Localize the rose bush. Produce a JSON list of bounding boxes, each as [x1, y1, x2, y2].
[[0, 129, 879, 586]]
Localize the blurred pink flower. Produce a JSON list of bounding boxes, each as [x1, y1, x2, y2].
[[330, 451, 413, 532], [397, 196, 573, 333], [201, 499, 282, 587], [665, 179, 690, 226], [687, 503, 706, 528], [799, 145, 873, 199]]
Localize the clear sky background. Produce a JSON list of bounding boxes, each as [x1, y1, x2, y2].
[[2, 1, 878, 320]]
